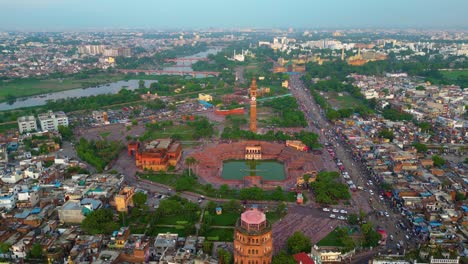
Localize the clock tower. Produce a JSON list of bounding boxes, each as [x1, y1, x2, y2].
[[249, 78, 257, 133]]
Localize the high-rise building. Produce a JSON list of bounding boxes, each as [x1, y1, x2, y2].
[[118, 47, 132, 57], [17, 116, 37, 133], [77, 45, 106, 55], [234, 208, 273, 264], [249, 78, 258, 133], [38, 111, 68, 131], [103, 48, 119, 57]]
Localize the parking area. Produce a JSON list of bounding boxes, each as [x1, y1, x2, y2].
[[272, 205, 341, 254]]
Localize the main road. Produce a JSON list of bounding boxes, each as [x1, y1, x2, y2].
[[288, 74, 413, 257]]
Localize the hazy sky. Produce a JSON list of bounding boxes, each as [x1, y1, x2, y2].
[[0, 0, 467, 30]]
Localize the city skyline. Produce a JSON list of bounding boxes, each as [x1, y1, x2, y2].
[[0, 0, 467, 30]]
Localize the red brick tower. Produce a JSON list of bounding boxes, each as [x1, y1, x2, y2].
[[249, 78, 258, 133], [234, 209, 273, 264]]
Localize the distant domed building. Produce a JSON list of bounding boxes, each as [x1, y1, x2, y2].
[[233, 208, 273, 264]]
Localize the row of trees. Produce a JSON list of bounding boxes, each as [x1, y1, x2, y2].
[[44, 88, 141, 113], [171, 173, 294, 202]]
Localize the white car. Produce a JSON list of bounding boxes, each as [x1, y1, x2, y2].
[[384, 212, 390, 217], [369, 190, 374, 194], [322, 208, 330, 212], [340, 210, 348, 214], [379, 195, 384, 200], [329, 214, 336, 219], [337, 216, 347, 220], [332, 209, 339, 213]]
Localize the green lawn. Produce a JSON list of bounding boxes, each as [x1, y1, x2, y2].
[[211, 212, 238, 226], [202, 228, 234, 242], [0, 123, 18, 132], [142, 173, 179, 186], [317, 228, 345, 247], [0, 73, 125, 101], [141, 124, 196, 141], [440, 69, 468, 80], [158, 214, 198, 225], [266, 212, 284, 224], [326, 92, 361, 109]]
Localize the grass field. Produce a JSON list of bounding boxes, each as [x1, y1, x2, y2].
[[0, 74, 124, 101], [317, 228, 345, 247], [202, 228, 234, 242], [211, 212, 238, 226], [143, 173, 179, 186], [158, 214, 198, 225], [440, 69, 468, 80], [325, 92, 362, 110], [141, 124, 196, 141]]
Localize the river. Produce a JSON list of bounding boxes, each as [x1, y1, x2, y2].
[[0, 48, 221, 111]]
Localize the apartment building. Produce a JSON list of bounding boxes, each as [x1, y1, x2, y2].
[[38, 111, 69, 131], [17, 116, 37, 133]]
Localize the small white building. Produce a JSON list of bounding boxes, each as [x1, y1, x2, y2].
[[17, 116, 37, 134], [17, 189, 39, 207], [1, 170, 23, 184], [0, 193, 17, 209]]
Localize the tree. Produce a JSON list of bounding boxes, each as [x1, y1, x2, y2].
[[239, 187, 265, 200], [418, 122, 432, 132], [311, 171, 351, 204], [132, 192, 147, 208], [175, 176, 196, 192], [29, 243, 43, 259], [185, 157, 197, 177], [378, 129, 394, 141], [432, 155, 446, 167], [286, 231, 312, 254], [415, 85, 426, 91], [303, 174, 311, 184], [347, 213, 359, 225], [455, 192, 466, 201], [275, 202, 287, 215], [361, 223, 382, 247], [223, 200, 242, 213], [219, 184, 230, 197], [217, 248, 232, 264], [138, 79, 146, 89], [270, 186, 286, 201], [82, 208, 119, 235], [58, 125, 73, 141], [413, 142, 428, 153], [336, 228, 355, 252], [205, 201, 217, 213], [0, 242, 11, 255], [203, 241, 213, 255], [272, 251, 296, 264]]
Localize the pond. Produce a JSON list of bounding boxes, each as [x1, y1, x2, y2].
[[221, 160, 286, 181]]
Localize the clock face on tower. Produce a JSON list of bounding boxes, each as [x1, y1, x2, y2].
[[251, 96, 256, 101]]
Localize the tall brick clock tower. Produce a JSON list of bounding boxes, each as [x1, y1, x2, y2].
[[249, 78, 257, 133]]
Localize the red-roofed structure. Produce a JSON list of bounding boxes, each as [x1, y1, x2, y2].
[[293, 252, 315, 264]]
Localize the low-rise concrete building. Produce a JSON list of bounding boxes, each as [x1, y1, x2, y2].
[[17, 116, 37, 133]]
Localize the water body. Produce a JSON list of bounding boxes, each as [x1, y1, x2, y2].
[[0, 48, 221, 111], [221, 160, 286, 181]]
